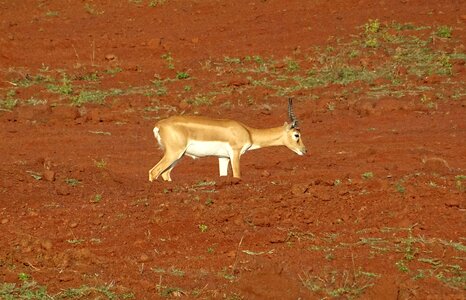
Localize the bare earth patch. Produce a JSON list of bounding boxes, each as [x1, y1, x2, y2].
[[0, 0, 465, 299]]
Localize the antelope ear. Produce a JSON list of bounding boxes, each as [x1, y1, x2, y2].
[[283, 122, 293, 130]]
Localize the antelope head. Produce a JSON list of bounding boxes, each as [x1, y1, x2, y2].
[[284, 98, 307, 155]]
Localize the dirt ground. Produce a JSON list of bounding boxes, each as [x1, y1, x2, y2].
[[1, 0, 465, 299]]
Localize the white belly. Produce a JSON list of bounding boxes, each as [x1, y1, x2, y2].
[[185, 140, 232, 158]]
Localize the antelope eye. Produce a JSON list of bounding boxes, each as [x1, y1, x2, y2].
[[294, 133, 300, 139]]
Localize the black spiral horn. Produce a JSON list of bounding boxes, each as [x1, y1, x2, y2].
[[288, 98, 299, 128]]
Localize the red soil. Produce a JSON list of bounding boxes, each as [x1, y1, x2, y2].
[[1, 0, 465, 299]]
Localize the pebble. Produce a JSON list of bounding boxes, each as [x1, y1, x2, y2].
[[105, 53, 117, 61], [43, 169, 55, 182], [139, 254, 151, 262], [1, 218, 8, 224], [69, 222, 79, 228], [444, 197, 462, 208], [41, 240, 53, 251]]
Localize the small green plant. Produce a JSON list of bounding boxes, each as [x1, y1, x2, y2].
[[286, 59, 300, 72], [364, 19, 381, 34], [300, 268, 378, 298], [395, 182, 406, 194], [67, 238, 85, 245], [0, 90, 19, 111], [45, 10, 59, 17], [161, 53, 175, 70], [176, 72, 190, 80], [104, 67, 123, 75], [71, 89, 121, 106], [156, 285, 184, 297], [0, 276, 134, 299], [365, 37, 379, 48], [18, 273, 31, 281], [183, 85, 192, 92], [47, 74, 73, 95], [149, 0, 167, 7], [396, 260, 410, 273], [193, 180, 216, 188], [455, 175, 466, 191], [26, 97, 47, 106], [84, 3, 104, 15], [91, 194, 103, 203], [94, 159, 107, 168], [362, 172, 374, 180], [152, 79, 168, 96], [435, 26, 452, 38], [198, 224, 208, 232], [224, 56, 241, 64], [27, 171, 42, 180], [205, 198, 214, 206], [186, 94, 213, 106], [348, 49, 360, 58], [65, 178, 81, 187]]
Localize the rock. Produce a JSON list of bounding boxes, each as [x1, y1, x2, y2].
[[138, 254, 151, 262], [444, 196, 464, 208], [58, 273, 74, 282], [261, 170, 271, 178], [69, 222, 78, 228], [1, 218, 8, 224], [250, 213, 270, 227], [43, 169, 55, 182], [291, 183, 309, 196], [228, 76, 250, 87], [226, 250, 236, 258], [41, 240, 53, 251], [55, 185, 70, 196], [105, 54, 117, 61]]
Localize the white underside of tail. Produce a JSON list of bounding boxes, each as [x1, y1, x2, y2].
[[153, 127, 164, 149]]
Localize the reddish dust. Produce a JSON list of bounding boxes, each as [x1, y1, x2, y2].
[[0, 0, 465, 299]]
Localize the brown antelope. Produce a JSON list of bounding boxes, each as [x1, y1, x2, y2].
[[148, 99, 307, 181]]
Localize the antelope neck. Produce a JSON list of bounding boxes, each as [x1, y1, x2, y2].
[[248, 126, 284, 149]]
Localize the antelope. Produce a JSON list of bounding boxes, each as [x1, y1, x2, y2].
[[148, 99, 307, 182]]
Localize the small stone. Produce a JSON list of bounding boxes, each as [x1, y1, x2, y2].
[[291, 183, 309, 196], [139, 254, 151, 262], [105, 54, 117, 61], [1, 218, 8, 224], [41, 240, 53, 251], [444, 196, 462, 208], [233, 217, 243, 226], [228, 76, 249, 87], [226, 250, 236, 258], [69, 222, 78, 228], [43, 169, 55, 182], [58, 274, 73, 282], [261, 170, 271, 177]]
